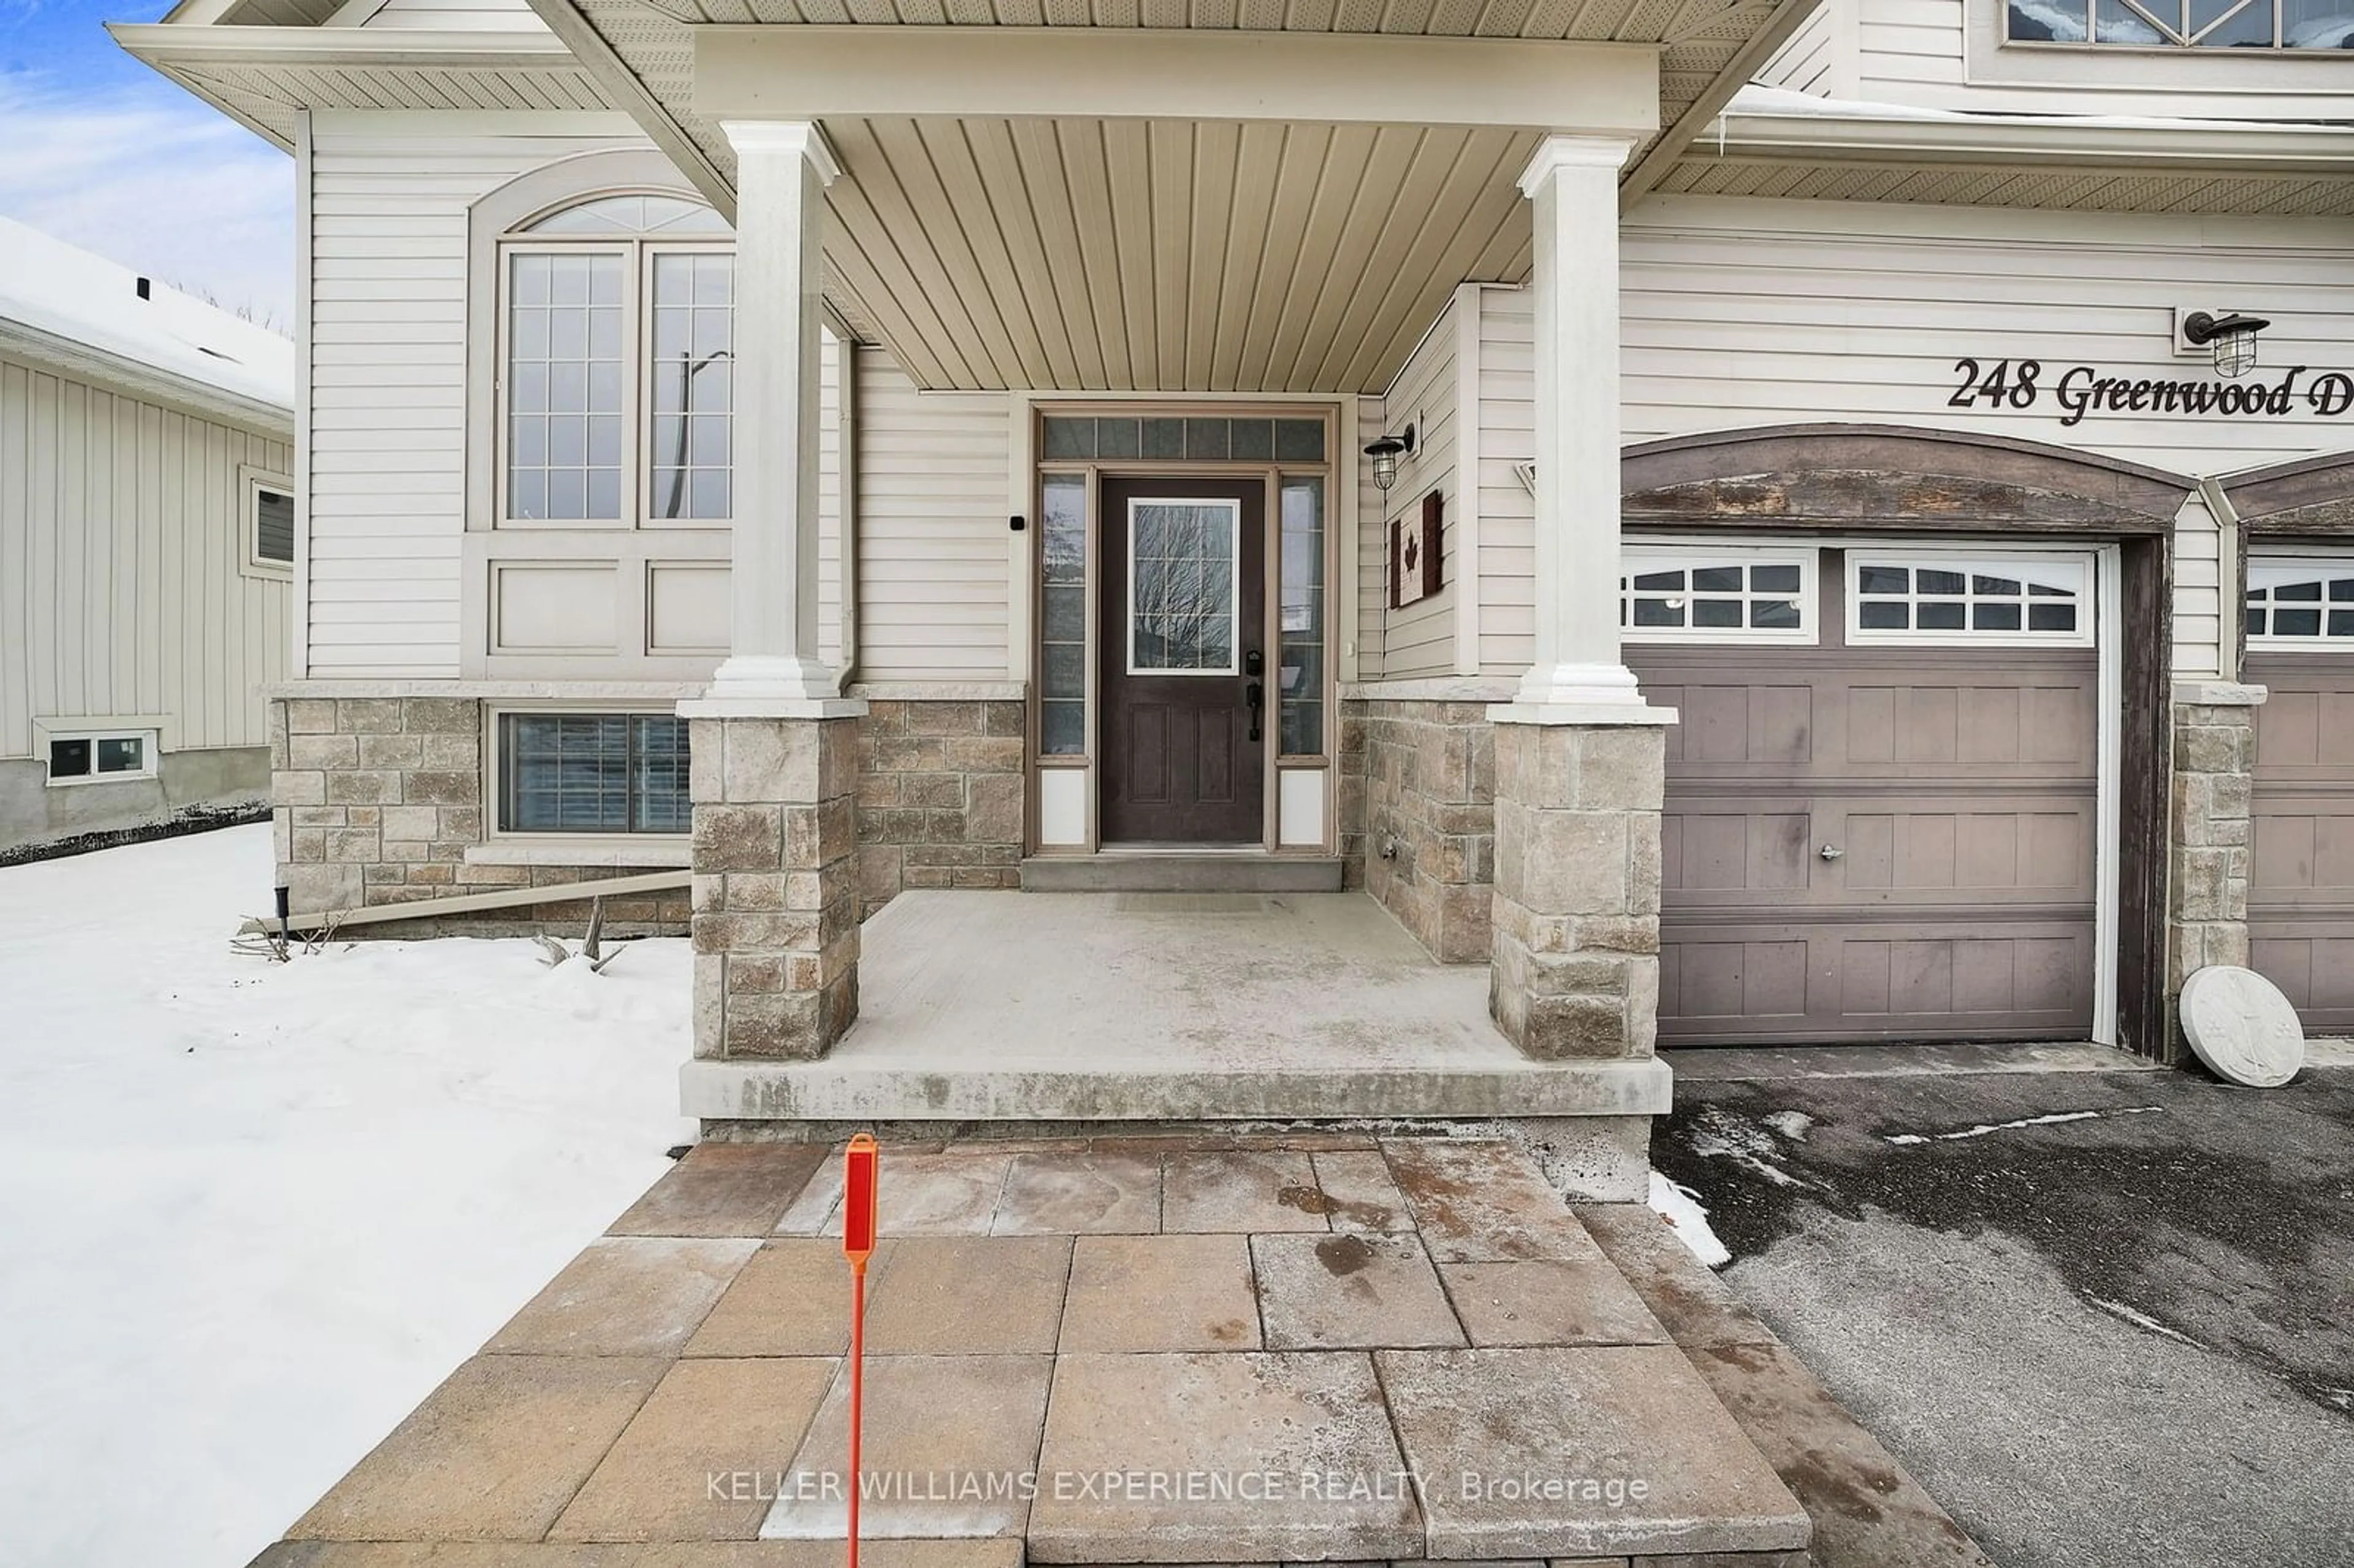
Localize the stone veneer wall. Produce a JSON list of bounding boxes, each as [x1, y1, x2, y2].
[[1344, 697, 1498, 964], [853, 698, 1025, 916], [269, 695, 689, 938], [2166, 693, 2259, 1048]]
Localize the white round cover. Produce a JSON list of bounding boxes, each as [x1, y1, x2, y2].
[[2179, 966, 2305, 1089]]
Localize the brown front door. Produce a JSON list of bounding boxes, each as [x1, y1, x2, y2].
[[1627, 546, 2102, 1045], [1099, 476, 1266, 844]]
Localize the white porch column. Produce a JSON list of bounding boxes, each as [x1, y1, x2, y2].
[[1507, 134, 1648, 717], [1487, 133, 1675, 1064], [707, 119, 840, 702]]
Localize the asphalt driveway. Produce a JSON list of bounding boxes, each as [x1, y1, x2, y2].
[[1653, 1048, 2354, 1568]]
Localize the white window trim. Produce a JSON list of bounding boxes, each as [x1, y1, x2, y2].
[[2247, 552, 2354, 650], [1846, 549, 2098, 649], [240, 465, 294, 582], [1125, 497, 1243, 677], [482, 703, 693, 848], [1619, 544, 1819, 645], [493, 207, 734, 534], [41, 725, 159, 787]]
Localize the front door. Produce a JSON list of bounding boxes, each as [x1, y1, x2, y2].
[[1099, 476, 1267, 844]]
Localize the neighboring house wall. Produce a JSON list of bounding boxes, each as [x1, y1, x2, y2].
[[0, 351, 290, 854], [1851, 0, 2350, 118]]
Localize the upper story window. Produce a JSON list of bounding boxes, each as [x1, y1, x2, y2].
[[2005, 0, 2354, 48], [500, 193, 734, 527]]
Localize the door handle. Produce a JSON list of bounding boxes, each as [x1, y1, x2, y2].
[[1819, 843, 1843, 861], [1246, 682, 1263, 743]]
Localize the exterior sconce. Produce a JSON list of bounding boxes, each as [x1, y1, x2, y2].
[[1363, 424, 1416, 492], [2182, 311, 2271, 379]]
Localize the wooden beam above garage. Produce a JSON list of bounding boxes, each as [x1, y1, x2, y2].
[[692, 28, 1660, 140]]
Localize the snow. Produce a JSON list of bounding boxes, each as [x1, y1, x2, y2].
[[0, 824, 694, 1568], [1882, 1106, 2164, 1145], [0, 213, 295, 413], [1648, 1172, 1734, 1270]]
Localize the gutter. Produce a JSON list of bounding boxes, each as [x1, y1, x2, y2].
[[1692, 105, 2354, 173], [0, 317, 292, 439]]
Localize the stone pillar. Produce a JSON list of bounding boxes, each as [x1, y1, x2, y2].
[[2166, 681, 2264, 1050], [682, 118, 867, 1062], [1488, 133, 1675, 1061], [688, 715, 861, 1060]]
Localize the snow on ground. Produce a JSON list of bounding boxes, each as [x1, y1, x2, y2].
[[1648, 1171, 1733, 1269], [0, 825, 694, 1568]]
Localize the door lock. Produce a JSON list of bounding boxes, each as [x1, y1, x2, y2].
[[1819, 844, 1844, 861]]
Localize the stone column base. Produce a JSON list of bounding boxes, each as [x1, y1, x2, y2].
[[686, 707, 866, 1061], [1489, 716, 1669, 1061], [2166, 686, 2261, 1053]]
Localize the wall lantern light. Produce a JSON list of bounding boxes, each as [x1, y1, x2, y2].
[[2182, 310, 2271, 379], [1363, 424, 1417, 492]]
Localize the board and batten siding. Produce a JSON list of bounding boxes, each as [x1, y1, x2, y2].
[[1358, 289, 1462, 680], [1471, 197, 2354, 678], [306, 120, 650, 679], [0, 352, 290, 759], [851, 348, 1011, 682]]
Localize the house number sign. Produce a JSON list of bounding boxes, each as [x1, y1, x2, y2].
[[1948, 358, 2354, 426]]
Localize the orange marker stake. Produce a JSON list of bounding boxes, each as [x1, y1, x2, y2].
[[842, 1133, 879, 1568]]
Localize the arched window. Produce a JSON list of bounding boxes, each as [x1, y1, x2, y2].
[[498, 191, 734, 525]]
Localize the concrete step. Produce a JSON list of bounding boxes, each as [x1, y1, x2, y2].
[[1022, 853, 1345, 893]]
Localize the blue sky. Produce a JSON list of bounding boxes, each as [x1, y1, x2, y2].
[[1, 0, 295, 327]]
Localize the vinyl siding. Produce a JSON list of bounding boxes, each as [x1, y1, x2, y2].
[[1852, 0, 2352, 118], [819, 328, 846, 671], [851, 349, 1011, 681], [1360, 294, 1461, 680], [1470, 198, 2354, 675], [0, 352, 290, 758], [306, 122, 649, 677], [2173, 492, 2225, 679], [1756, 0, 1850, 95]]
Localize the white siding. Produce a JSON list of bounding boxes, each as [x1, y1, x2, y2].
[[1756, 0, 1851, 96], [2173, 492, 2226, 678], [851, 349, 1011, 681], [1469, 197, 2354, 673], [0, 352, 290, 758], [1852, 0, 2352, 118], [819, 329, 845, 671], [1619, 199, 2354, 474], [364, 0, 547, 30], [306, 121, 647, 678], [1360, 295, 1462, 680]]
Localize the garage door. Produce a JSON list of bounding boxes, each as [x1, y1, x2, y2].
[[2245, 554, 2354, 1034], [1623, 544, 2102, 1046]]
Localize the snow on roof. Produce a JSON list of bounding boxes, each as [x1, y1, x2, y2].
[[0, 214, 294, 416]]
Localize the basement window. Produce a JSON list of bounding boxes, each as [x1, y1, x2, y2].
[[496, 712, 691, 834], [47, 730, 155, 786]]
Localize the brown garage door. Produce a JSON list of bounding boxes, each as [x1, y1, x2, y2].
[[2245, 554, 2354, 1033], [1625, 546, 2101, 1046]]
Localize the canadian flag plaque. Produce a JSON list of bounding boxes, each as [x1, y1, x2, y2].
[[1389, 490, 1443, 609]]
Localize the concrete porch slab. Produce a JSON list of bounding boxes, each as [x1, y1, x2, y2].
[[680, 892, 1671, 1125]]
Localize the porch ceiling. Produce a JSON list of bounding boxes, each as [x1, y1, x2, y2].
[[530, 0, 1819, 390], [822, 116, 1542, 394]]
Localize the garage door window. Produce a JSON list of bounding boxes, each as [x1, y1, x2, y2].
[[1848, 555, 2092, 646], [2247, 559, 2354, 645], [1621, 550, 1815, 642]]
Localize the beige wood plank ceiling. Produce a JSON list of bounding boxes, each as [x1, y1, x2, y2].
[[821, 117, 1539, 393]]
